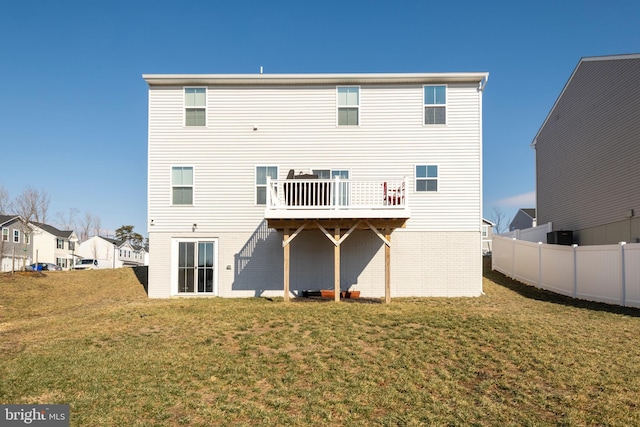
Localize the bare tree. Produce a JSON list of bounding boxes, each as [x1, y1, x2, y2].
[[78, 212, 94, 241], [489, 205, 511, 234], [93, 216, 102, 238], [0, 184, 9, 214], [56, 208, 79, 231], [10, 186, 50, 224]]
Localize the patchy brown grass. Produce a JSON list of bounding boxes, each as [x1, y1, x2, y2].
[[2, 262, 640, 426]]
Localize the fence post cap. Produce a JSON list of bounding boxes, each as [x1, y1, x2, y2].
[[619, 241, 627, 246]]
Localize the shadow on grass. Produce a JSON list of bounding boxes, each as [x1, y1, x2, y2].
[[132, 266, 148, 295], [483, 256, 640, 318]]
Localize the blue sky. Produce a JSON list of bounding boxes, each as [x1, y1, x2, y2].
[[1, 0, 639, 236]]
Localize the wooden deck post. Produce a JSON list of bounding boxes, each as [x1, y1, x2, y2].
[[385, 227, 391, 304], [334, 228, 340, 302], [283, 228, 290, 302]]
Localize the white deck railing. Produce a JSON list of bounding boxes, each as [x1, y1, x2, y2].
[[266, 177, 408, 210]]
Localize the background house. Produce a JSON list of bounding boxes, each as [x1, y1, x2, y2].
[[145, 72, 488, 299], [532, 54, 640, 245], [30, 223, 79, 270], [482, 218, 494, 255], [0, 215, 33, 271], [509, 208, 536, 232], [76, 236, 148, 269]]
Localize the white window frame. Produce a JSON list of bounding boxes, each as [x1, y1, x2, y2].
[[336, 86, 360, 126], [2, 228, 8, 241], [13, 229, 20, 243], [423, 85, 447, 125], [56, 238, 64, 249], [255, 165, 278, 205], [184, 87, 207, 127], [482, 225, 489, 238], [415, 164, 439, 192], [171, 166, 194, 206], [171, 238, 219, 296]]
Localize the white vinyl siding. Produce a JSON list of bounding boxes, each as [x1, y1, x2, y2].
[[148, 82, 481, 232]]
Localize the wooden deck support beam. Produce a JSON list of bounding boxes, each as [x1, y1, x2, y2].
[[283, 227, 290, 302], [334, 228, 340, 302], [385, 227, 391, 304]]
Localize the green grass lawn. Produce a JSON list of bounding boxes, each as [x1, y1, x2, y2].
[[2, 261, 640, 426]]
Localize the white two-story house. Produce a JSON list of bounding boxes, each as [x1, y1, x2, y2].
[[144, 72, 488, 300]]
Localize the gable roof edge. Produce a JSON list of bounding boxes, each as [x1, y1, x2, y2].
[[531, 53, 640, 149]]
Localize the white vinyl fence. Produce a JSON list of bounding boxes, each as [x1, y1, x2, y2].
[[499, 222, 552, 243], [492, 235, 640, 308]]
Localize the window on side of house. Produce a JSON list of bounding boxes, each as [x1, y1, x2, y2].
[[172, 166, 194, 205], [256, 166, 278, 205], [69, 241, 74, 251], [13, 230, 20, 243], [337, 86, 359, 126], [56, 238, 64, 249], [424, 85, 446, 125], [24, 233, 30, 244], [1, 228, 7, 241], [416, 165, 438, 192], [482, 225, 489, 238], [184, 87, 206, 127]]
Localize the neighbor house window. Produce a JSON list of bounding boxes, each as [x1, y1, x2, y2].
[[24, 233, 30, 244], [256, 166, 278, 205], [56, 238, 64, 249], [337, 86, 359, 126], [57, 258, 67, 269], [13, 230, 20, 243], [172, 166, 194, 205], [424, 85, 446, 124], [482, 225, 489, 238], [416, 165, 438, 192], [184, 87, 206, 126], [2, 228, 7, 241], [69, 241, 74, 251]]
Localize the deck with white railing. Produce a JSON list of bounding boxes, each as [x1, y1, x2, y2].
[[265, 177, 411, 220]]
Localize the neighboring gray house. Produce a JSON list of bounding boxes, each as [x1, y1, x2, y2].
[[0, 215, 33, 271], [532, 54, 640, 245], [509, 208, 536, 232]]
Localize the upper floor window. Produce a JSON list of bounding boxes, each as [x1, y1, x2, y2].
[[424, 85, 446, 125], [416, 165, 438, 192], [24, 233, 30, 244], [69, 241, 74, 251], [172, 166, 194, 205], [56, 238, 64, 249], [256, 166, 278, 205], [482, 225, 489, 238], [2, 228, 8, 241], [184, 88, 206, 127], [13, 230, 20, 243], [337, 86, 359, 126]]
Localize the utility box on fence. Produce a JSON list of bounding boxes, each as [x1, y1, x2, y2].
[[547, 230, 574, 245]]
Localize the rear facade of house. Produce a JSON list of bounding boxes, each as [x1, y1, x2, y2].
[[145, 72, 488, 299], [533, 54, 640, 245]]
